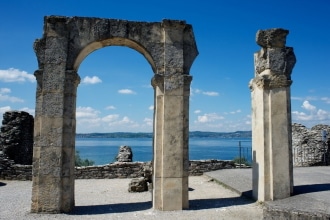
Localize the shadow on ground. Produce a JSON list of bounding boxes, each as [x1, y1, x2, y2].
[[189, 196, 255, 210], [294, 183, 330, 195], [70, 201, 152, 215], [70, 195, 255, 215]]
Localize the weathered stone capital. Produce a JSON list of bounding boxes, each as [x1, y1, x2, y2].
[[253, 28, 296, 89], [34, 70, 43, 92], [151, 74, 164, 89], [249, 74, 292, 90], [152, 74, 192, 94], [256, 28, 288, 48], [254, 47, 296, 78], [33, 39, 46, 69], [65, 70, 81, 88], [34, 70, 43, 82]]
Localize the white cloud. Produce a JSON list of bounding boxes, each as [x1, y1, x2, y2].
[[0, 88, 11, 93], [202, 91, 219, 96], [291, 96, 303, 101], [301, 100, 316, 111], [196, 113, 224, 123], [103, 115, 137, 127], [0, 88, 24, 103], [292, 100, 330, 125], [0, 68, 35, 83], [105, 105, 116, 110], [0, 106, 11, 115], [143, 118, 153, 126], [81, 76, 102, 84], [194, 89, 202, 94], [19, 107, 35, 116], [76, 106, 100, 119], [191, 88, 219, 96], [102, 114, 120, 122], [229, 109, 241, 114], [321, 97, 330, 104], [148, 105, 154, 110], [118, 89, 136, 94], [292, 111, 314, 121], [316, 109, 329, 120], [194, 110, 201, 114]]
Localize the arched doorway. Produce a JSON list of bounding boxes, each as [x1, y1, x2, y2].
[[31, 16, 198, 213]]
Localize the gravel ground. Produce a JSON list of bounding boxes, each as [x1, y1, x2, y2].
[[0, 176, 263, 220]]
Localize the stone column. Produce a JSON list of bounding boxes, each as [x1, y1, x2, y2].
[[250, 28, 296, 201], [152, 20, 192, 211], [31, 17, 80, 213]]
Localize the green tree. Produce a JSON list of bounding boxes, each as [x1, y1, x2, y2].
[[75, 150, 95, 166]]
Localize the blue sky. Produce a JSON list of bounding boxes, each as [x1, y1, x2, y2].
[[0, 0, 329, 133]]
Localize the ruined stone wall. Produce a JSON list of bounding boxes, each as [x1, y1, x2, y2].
[[292, 123, 330, 166], [0, 160, 235, 180], [0, 111, 34, 165]]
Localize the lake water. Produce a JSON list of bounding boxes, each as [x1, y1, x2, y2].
[[76, 137, 252, 165]]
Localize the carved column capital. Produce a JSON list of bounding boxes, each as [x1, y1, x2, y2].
[[151, 74, 164, 89], [250, 74, 292, 90], [65, 70, 81, 88], [152, 74, 192, 95], [34, 69, 43, 92], [251, 28, 296, 90]]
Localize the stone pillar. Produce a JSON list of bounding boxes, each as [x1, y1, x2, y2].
[[31, 17, 80, 213], [250, 28, 296, 201], [152, 20, 192, 211]]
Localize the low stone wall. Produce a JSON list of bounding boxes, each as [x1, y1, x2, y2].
[[75, 162, 150, 179], [0, 160, 236, 181]]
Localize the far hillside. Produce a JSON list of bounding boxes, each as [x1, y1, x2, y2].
[[76, 131, 252, 139]]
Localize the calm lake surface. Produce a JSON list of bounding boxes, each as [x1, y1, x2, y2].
[[76, 137, 252, 165]]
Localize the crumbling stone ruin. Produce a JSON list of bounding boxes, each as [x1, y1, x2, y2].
[[250, 28, 296, 202], [116, 145, 133, 162], [292, 123, 330, 166], [31, 16, 198, 212], [0, 111, 34, 165], [128, 162, 153, 192]]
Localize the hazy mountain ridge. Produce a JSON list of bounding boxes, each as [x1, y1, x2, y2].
[[76, 131, 252, 138]]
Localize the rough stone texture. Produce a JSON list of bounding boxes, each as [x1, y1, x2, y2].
[[128, 177, 148, 192], [256, 28, 288, 48], [263, 205, 330, 220], [32, 16, 198, 213], [1, 160, 235, 180], [250, 28, 296, 202], [0, 111, 34, 165], [292, 123, 330, 166], [116, 146, 133, 162], [251, 28, 296, 90]]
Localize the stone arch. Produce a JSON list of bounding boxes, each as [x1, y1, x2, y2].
[[31, 16, 198, 213], [73, 37, 156, 72]]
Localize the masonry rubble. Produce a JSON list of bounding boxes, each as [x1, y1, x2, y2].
[[0, 111, 34, 165], [292, 123, 330, 166]]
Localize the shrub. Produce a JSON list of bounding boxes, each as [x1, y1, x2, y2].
[[75, 150, 95, 166], [233, 156, 251, 166]]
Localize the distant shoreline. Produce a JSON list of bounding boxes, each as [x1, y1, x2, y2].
[[76, 131, 252, 139]]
